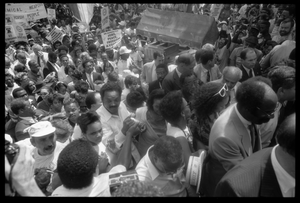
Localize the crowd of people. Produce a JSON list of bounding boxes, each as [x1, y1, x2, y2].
[[5, 3, 295, 197]]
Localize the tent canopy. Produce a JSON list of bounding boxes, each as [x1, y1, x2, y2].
[[136, 8, 219, 49]]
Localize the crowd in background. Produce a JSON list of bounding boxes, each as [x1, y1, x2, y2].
[[5, 3, 295, 197]]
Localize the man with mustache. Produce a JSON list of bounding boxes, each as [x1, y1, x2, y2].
[[271, 17, 295, 44]]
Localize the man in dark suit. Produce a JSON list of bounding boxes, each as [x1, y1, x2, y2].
[[44, 52, 59, 79], [81, 59, 105, 91], [200, 77, 278, 196], [214, 113, 295, 197], [239, 48, 261, 82], [148, 63, 169, 95], [162, 53, 195, 93]]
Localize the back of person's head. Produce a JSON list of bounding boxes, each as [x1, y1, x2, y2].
[[74, 80, 89, 94], [124, 75, 138, 89], [12, 87, 26, 99], [54, 81, 67, 93], [87, 44, 97, 53], [112, 180, 165, 197], [14, 64, 26, 73], [152, 136, 183, 167], [64, 64, 76, 75], [236, 76, 272, 112], [47, 92, 64, 106], [195, 49, 202, 63], [202, 43, 215, 52], [70, 69, 83, 81], [126, 90, 145, 110], [48, 51, 57, 60], [176, 53, 194, 67], [240, 48, 256, 60], [267, 66, 295, 93], [199, 49, 214, 65], [276, 113, 295, 157], [50, 119, 73, 143], [153, 51, 163, 60], [159, 90, 183, 124], [57, 139, 98, 189], [107, 71, 119, 82], [222, 66, 243, 81], [191, 82, 229, 119], [100, 81, 122, 100], [147, 89, 166, 111], [85, 92, 101, 109], [77, 111, 100, 134], [10, 97, 27, 115]]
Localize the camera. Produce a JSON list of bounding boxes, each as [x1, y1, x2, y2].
[[109, 170, 139, 193], [5, 140, 20, 165]]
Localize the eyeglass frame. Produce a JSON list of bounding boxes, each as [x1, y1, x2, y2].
[[212, 83, 229, 98], [256, 102, 280, 118]]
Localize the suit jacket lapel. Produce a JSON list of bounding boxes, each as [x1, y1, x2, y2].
[[260, 153, 282, 197], [230, 106, 252, 156], [172, 70, 181, 89]]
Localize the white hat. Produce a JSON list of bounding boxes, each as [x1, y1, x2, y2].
[[119, 46, 131, 55], [118, 21, 126, 26], [219, 21, 227, 25], [25, 121, 56, 138]]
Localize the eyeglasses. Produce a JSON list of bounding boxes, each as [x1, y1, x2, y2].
[[256, 102, 280, 118], [212, 83, 229, 97]]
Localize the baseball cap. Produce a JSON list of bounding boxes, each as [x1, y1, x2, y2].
[[119, 46, 131, 55], [25, 121, 56, 138]]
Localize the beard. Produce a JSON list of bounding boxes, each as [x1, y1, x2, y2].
[[280, 30, 291, 36]]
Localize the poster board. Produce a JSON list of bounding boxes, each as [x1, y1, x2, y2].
[[101, 29, 122, 49]]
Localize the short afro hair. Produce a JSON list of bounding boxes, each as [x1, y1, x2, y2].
[[100, 81, 122, 100], [57, 139, 98, 189], [159, 90, 183, 124], [77, 111, 101, 134], [126, 90, 145, 110], [146, 89, 166, 111], [267, 66, 295, 93]]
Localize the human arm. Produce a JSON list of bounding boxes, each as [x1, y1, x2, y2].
[[6, 144, 45, 196]]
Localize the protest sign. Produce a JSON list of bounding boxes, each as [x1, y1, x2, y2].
[[101, 6, 110, 30], [46, 27, 64, 44], [6, 3, 48, 21], [5, 14, 28, 44], [101, 29, 122, 49], [210, 4, 224, 21], [47, 8, 56, 20]]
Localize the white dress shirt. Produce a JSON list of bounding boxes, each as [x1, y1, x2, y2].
[[271, 145, 295, 197]]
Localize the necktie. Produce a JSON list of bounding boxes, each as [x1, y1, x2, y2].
[[88, 74, 95, 90], [37, 55, 41, 67], [248, 69, 253, 78], [206, 70, 210, 82], [248, 123, 261, 153]]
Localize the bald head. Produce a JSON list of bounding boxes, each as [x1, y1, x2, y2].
[[222, 66, 243, 90]]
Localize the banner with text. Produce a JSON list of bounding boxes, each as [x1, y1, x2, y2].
[[101, 29, 122, 49], [5, 14, 28, 44], [46, 27, 64, 44], [47, 8, 56, 20], [6, 3, 48, 22], [101, 6, 110, 30]]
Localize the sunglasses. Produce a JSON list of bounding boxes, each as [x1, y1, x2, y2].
[[256, 102, 280, 118], [212, 83, 229, 97]]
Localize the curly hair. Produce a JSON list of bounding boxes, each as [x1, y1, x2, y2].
[[159, 90, 183, 124], [191, 82, 229, 121], [74, 80, 89, 94], [124, 75, 138, 89], [126, 90, 145, 110], [112, 180, 165, 197], [69, 69, 83, 80], [57, 139, 98, 189], [77, 111, 101, 134], [99, 81, 122, 100], [46, 92, 64, 105], [152, 136, 183, 166], [64, 64, 76, 75], [146, 89, 166, 111], [267, 66, 295, 93]]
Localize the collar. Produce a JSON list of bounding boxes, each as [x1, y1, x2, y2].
[[234, 103, 251, 128], [175, 67, 182, 78], [145, 146, 160, 180], [242, 64, 251, 74], [271, 145, 295, 196], [98, 102, 125, 122]]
